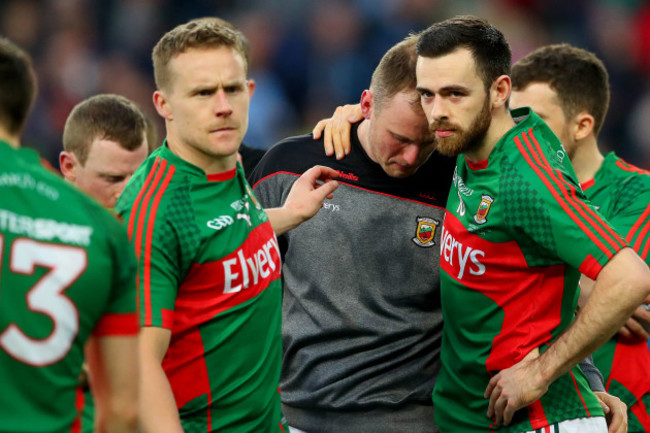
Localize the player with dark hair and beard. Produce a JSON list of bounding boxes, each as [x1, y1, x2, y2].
[[416, 15, 650, 433]]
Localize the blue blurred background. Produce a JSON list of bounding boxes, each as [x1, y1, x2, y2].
[[2, 0, 649, 169]]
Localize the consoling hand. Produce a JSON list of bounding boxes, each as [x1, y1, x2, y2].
[[284, 165, 339, 222], [312, 104, 363, 159]]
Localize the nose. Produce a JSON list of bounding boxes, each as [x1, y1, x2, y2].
[[429, 97, 448, 121], [214, 90, 233, 117], [401, 144, 420, 165]]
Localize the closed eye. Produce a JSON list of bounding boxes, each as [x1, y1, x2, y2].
[[100, 175, 127, 184]]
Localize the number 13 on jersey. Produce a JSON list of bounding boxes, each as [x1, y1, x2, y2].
[[0, 235, 86, 366]]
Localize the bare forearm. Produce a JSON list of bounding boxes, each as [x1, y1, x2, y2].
[[485, 249, 650, 425], [139, 360, 184, 433], [102, 414, 138, 433], [86, 335, 139, 433], [266, 207, 302, 235], [138, 327, 184, 433], [538, 248, 650, 384]]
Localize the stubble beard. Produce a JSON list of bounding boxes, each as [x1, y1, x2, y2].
[[432, 95, 493, 157]]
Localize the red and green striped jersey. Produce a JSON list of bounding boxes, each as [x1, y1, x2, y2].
[[434, 108, 626, 432], [582, 152, 650, 432], [116, 142, 286, 433], [0, 141, 137, 433]]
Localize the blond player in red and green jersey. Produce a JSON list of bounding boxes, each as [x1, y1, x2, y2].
[[511, 43, 650, 432], [416, 16, 650, 433], [0, 37, 138, 433], [117, 18, 338, 433]]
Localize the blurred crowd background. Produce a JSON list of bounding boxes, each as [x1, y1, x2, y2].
[[2, 0, 650, 169]]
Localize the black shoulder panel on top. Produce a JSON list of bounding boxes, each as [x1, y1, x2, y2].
[[248, 122, 456, 209]]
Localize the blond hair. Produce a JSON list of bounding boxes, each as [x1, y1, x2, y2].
[[152, 17, 250, 91]]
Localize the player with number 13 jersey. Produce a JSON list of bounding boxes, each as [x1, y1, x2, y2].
[[0, 139, 138, 432]]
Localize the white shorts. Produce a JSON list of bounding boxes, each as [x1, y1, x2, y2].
[[521, 416, 607, 433], [291, 417, 607, 433]]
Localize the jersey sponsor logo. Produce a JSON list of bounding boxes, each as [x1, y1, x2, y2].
[[236, 201, 254, 226], [230, 198, 245, 211], [337, 170, 358, 181], [237, 212, 252, 227], [222, 235, 281, 294], [440, 224, 486, 279], [206, 215, 234, 231], [232, 191, 267, 223], [412, 216, 439, 248], [453, 167, 474, 197], [418, 192, 438, 201], [0, 172, 60, 201], [323, 202, 340, 212], [473, 194, 494, 225], [0, 209, 93, 246]]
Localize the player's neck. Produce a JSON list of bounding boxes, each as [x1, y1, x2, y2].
[[464, 109, 516, 163], [0, 128, 20, 149], [165, 135, 238, 175], [570, 137, 604, 184]]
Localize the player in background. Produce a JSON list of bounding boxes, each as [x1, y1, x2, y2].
[[0, 37, 138, 433], [60, 94, 149, 209], [249, 35, 454, 433], [510, 43, 650, 433], [116, 17, 338, 433], [58, 93, 149, 432], [415, 15, 650, 432]]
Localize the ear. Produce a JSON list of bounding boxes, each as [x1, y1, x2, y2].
[[59, 151, 78, 182], [153, 90, 173, 120], [360, 89, 373, 120], [491, 75, 511, 109], [247, 78, 256, 99], [572, 112, 595, 141]]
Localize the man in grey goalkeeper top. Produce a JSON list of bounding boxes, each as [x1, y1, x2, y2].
[[249, 35, 450, 433]]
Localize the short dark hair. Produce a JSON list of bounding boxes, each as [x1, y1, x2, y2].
[[63, 94, 148, 165], [417, 15, 511, 90], [152, 17, 250, 91], [370, 33, 420, 111], [0, 37, 36, 135], [511, 44, 610, 136]]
